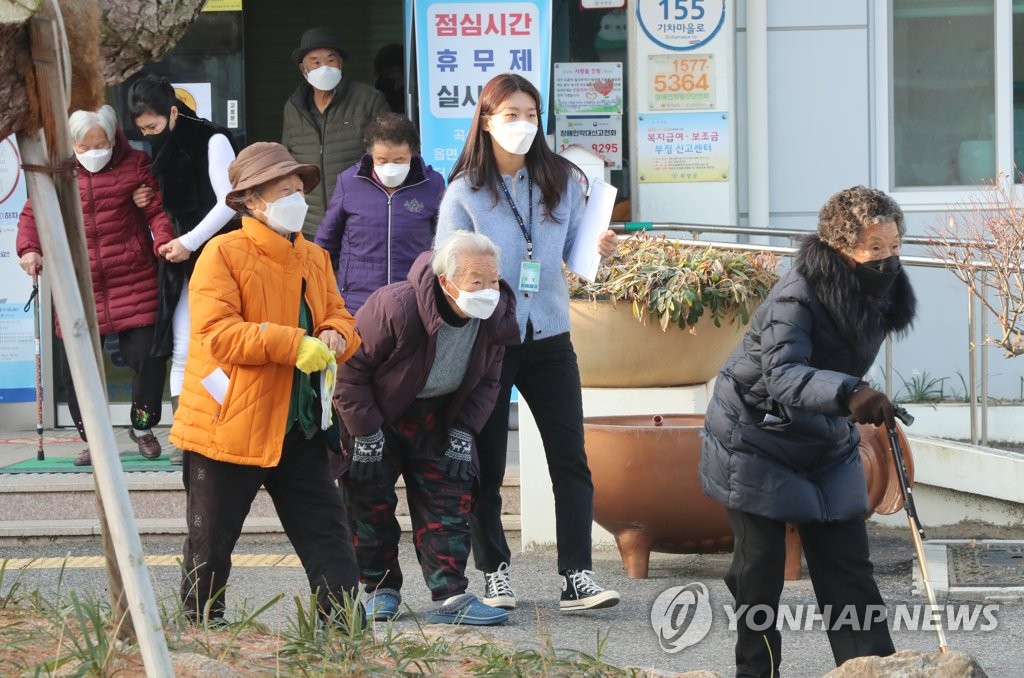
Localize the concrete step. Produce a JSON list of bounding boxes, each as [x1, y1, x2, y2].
[[0, 470, 520, 538]]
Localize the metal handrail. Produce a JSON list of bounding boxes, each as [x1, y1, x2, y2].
[[610, 222, 998, 444]]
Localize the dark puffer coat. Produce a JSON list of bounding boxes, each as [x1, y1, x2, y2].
[[281, 79, 389, 238], [700, 235, 916, 523], [315, 154, 445, 313], [335, 251, 520, 441], [16, 129, 175, 337]]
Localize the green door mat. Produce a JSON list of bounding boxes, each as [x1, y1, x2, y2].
[[1, 452, 177, 474]]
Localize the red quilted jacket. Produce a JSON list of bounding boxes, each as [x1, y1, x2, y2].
[[16, 129, 175, 337]]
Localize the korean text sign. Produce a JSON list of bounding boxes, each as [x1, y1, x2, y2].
[[415, 0, 552, 180], [0, 136, 34, 403], [636, 112, 729, 183]]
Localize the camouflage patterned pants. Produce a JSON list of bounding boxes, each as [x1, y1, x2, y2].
[[343, 428, 474, 601]]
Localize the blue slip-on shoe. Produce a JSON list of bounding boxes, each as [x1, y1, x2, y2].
[[364, 588, 402, 622], [423, 593, 509, 626]]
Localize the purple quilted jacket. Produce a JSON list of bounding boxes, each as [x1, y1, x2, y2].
[[315, 154, 445, 312]]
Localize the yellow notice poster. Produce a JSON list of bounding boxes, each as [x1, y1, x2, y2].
[[202, 0, 242, 11]]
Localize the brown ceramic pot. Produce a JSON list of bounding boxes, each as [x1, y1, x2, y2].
[[569, 300, 750, 387], [585, 414, 914, 579]]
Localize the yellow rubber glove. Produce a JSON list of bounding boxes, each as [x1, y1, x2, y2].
[[295, 336, 333, 374]]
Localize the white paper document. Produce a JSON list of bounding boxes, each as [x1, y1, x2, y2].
[[321, 361, 337, 430], [567, 177, 618, 283], [201, 367, 230, 405]]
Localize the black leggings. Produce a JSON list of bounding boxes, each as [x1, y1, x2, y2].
[[59, 325, 167, 437]]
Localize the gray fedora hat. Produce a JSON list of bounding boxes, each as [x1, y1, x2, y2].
[[292, 27, 349, 64]]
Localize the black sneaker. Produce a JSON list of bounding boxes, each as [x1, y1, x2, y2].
[[559, 569, 620, 611], [482, 562, 517, 610]]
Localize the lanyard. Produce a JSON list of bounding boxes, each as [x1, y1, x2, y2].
[[498, 176, 534, 259]]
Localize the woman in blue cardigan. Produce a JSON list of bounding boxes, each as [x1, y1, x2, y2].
[[435, 72, 619, 614]]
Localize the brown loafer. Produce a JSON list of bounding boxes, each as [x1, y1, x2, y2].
[[129, 429, 162, 460], [73, 448, 91, 466]]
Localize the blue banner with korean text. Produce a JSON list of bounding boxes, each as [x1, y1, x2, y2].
[[414, 0, 552, 181]]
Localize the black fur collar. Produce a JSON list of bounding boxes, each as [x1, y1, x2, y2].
[[795, 235, 916, 349]]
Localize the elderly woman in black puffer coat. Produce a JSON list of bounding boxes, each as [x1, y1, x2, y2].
[[700, 185, 917, 678]]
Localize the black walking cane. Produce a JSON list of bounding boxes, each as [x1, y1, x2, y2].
[[889, 405, 949, 653], [24, 279, 44, 461]]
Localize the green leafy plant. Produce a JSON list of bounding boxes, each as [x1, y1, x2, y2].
[[894, 369, 949, 403], [567, 232, 779, 332]]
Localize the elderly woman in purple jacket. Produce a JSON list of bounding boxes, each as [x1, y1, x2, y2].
[[315, 112, 445, 313], [335, 231, 519, 626]]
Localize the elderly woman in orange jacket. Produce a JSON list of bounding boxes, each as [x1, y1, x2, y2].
[[170, 142, 362, 626]]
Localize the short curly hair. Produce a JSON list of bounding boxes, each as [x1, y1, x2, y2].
[[817, 185, 905, 252]]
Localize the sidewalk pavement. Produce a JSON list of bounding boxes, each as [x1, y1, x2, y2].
[[1, 424, 1022, 675], [0, 425, 161, 467]]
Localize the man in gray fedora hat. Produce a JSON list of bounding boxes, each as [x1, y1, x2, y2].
[[282, 27, 389, 239]]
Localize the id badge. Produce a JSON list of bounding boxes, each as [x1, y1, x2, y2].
[[519, 260, 541, 293]]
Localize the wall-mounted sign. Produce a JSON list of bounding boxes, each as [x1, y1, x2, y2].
[[202, 0, 242, 11], [636, 0, 726, 51], [415, 0, 553, 179], [636, 112, 729, 183], [648, 53, 714, 110], [0, 136, 34, 403], [554, 62, 623, 115], [555, 115, 622, 169], [172, 82, 212, 120], [581, 0, 625, 9]]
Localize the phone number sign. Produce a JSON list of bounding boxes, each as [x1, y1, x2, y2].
[[649, 53, 713, 110], [556, 115, 622, 170], [636, 0, 726, 51]]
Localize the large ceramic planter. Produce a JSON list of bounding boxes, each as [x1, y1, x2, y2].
[[569, 299, 750, 387], [585, 413, 913, 578]]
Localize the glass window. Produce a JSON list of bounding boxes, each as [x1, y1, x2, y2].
[[892, 0, 995, 187]]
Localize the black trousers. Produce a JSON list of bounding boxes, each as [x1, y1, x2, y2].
[[180, 429, 360, 623], [725, 509, 896, 678], [59, 325, 167, 438], [470, 331, 594, 573]]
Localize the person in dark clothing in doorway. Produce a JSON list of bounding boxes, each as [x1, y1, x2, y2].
[[282, 27, 389, 238], [700, 185, 917, 677]]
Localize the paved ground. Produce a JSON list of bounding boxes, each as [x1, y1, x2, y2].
[[1, 426, 1023, 675]]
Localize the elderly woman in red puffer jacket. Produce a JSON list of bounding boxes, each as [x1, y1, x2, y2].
[[16, 104, 176, 466]]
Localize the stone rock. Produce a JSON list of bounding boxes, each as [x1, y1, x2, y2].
[[824, 650, 988, 678]]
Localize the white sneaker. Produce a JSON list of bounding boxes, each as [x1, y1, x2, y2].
[[482, 562, 517, 609]]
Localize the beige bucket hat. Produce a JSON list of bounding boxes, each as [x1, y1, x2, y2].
[[225, 142, 320, 209]]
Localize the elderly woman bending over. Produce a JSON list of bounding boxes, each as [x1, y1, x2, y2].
[[701, 186, 916, 677], [169, 142, 362, 626], [336, 231, 519, 625]]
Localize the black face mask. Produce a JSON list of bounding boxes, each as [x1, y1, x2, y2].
[[146, 124, 173, 155], [854, 255, 901, 297]]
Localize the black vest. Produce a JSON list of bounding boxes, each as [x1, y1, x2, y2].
[[149, 105, 239, 357]]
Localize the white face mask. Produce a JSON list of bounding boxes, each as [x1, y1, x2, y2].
[[445, 284, 500, 320], [76, 148, 113, 173], [488, 120, 538, 156], [374, 162, 411, 188], [305, 65, 342, 91], [259, 192, 309, 234]]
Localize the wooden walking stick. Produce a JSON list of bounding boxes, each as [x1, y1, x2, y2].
[[889, 405, 950, 653]]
